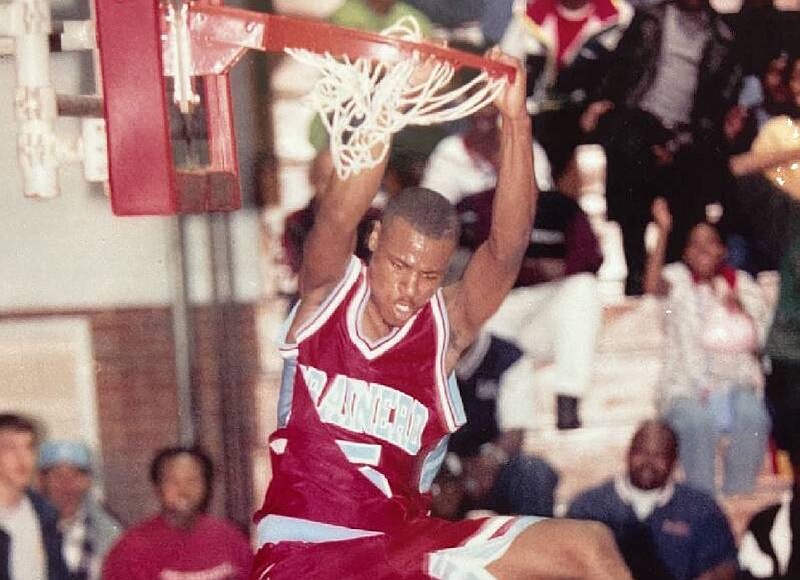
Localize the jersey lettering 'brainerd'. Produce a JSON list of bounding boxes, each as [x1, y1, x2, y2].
[[300, 363, 429, 455]]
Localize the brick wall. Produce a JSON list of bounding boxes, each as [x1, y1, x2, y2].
[[1, 304, 260, 530]]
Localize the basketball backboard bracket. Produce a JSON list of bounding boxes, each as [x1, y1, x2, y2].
[[92, 0, 516, 215]]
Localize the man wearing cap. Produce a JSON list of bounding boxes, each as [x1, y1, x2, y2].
[[38, 440, 122, 580]]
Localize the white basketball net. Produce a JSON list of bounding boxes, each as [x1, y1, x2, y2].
[[286, 17, 507, 179]]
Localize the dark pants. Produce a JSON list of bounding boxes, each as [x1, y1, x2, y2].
[[480, 455, 559, 518], [534, 107, 584, 177], [766, 358, 800, 463], [597, 108, 724, 295]]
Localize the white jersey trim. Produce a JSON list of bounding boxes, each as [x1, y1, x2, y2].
[[256, 515, 382, 548], [427, 516, 544, 580], [280, 256, 363, 356], [431, 290, 466, 432], [346, 275, 420, 360]]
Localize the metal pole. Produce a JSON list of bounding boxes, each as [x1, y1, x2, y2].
[[170, 215, 198, 445]]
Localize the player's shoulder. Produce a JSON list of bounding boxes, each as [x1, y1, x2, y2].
[[292, 256, 365, 335]]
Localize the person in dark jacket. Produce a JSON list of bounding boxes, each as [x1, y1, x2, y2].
[[431, 333, 560, 520], [0, 413, 69, 580], [568, 419, 738, 580], [582, 0, 743, 295]]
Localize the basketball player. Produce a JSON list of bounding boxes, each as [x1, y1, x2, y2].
[[251, 48, 632, 579]]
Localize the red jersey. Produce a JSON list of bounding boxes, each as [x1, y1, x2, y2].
[[251, 258, 544, 579], [257, 257, 466, 533]]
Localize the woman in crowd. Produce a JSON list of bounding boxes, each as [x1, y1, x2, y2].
[[644, 199, 772, 496]]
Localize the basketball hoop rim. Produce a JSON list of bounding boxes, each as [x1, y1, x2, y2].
[[191, 5, 517, 82]]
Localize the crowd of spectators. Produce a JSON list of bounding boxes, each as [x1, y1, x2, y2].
[[4, 0, 800, 578], [0, 414, 251, 579], [278, 0, 800, 577]]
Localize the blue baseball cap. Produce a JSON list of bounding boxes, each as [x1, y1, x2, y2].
[[38, 440, 92, 472]]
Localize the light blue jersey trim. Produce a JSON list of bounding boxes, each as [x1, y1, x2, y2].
[[419, 435, 450, 493], [336, 440, 382, 466], [276, 302, 302, 427], [277, 357, 296, 428], [447, 373, 467, 427], [256, 515, 382, 548], [279, 300, 301, 344]]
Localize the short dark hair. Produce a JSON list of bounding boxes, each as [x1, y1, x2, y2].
[[149, 445, 214, 511], [631, 419, 679, 460], [0, 413, 40, 442], [684, 219, 725, 249], [382, 187, 460, 243]]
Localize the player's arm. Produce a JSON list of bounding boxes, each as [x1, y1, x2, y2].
[[444, 50, 536, 358], [296, 154, 389, 304]]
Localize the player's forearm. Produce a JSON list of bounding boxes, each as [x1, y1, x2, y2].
[[319, 156, 388, 235], [487, 115, 536, 266], [301, 156, 388, 292]]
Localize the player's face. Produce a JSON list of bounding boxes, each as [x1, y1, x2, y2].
[[40, 464, 92, 520], [368, 217, 454, 328], [628, 426, 676, 491], [157, 454, 207, 523], [0, 429, 37, 496], [683, 223, 725, 281]]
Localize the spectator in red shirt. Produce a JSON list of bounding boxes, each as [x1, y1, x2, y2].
[[102, 446, 252, 580]]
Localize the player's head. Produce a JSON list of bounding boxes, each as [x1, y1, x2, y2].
[[0, 413, 40, 498], [368, 187, 459, 327], [150, 446, 214, 527], [627, 419, 678, 491]]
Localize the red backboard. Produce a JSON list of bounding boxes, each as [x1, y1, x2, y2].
[[94, 0, 241, 216]]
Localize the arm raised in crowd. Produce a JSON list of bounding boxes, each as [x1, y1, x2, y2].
[[643, 197, 672, 297]]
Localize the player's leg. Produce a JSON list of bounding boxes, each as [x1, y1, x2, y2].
[[485, 518, 632, 580]]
